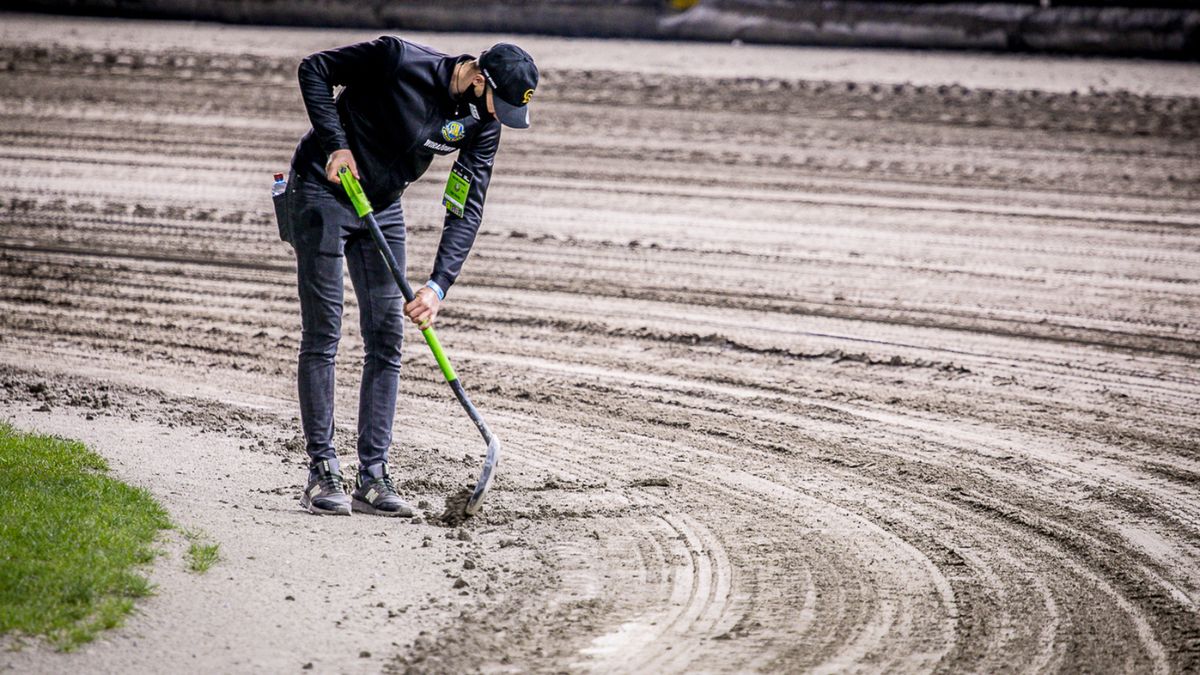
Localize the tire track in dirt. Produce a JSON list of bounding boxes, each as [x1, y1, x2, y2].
[[473, 346, 1193, 670]]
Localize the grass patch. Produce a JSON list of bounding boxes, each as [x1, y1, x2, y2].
[[183, 530, 220, 574], [0, 422, 170, 651]]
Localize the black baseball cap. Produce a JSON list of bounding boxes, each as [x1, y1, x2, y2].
[[479, 43, 539, 129]]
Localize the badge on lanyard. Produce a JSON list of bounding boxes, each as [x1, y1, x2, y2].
[[443, 163, 472, 218]]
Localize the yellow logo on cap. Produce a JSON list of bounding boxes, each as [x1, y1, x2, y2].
[[522, 88, 534, 104]]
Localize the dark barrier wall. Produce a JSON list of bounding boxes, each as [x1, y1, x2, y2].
[[4, 0, 1198, 59]]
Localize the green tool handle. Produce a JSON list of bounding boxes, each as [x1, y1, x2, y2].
[[339, 166, 458, 383], [340, 166, 373, 218], [338, 167, 500, 516]]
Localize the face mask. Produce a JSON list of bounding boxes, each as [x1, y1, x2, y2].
[[459, 81, 494, 121]]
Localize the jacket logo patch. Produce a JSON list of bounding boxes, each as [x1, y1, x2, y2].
[[441, 121, 465, 142]]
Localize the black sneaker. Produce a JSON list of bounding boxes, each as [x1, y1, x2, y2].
[[300, 458, 351, 516], [351, 464, 414, 517]]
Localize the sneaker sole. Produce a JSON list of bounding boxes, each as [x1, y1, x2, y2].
[[300, 494, 351, 516], [352, 498, 413, 518]]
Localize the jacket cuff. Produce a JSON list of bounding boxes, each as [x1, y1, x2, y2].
[[323, 145, 351, 166], [429, 273, 454, 298], [320, 138, 350, 160]]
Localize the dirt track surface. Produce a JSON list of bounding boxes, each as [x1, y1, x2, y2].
[[2, 14, 1200, 674]]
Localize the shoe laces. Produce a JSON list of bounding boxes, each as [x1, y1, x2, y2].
[[319, 472, 345, 494], [371, 473, 398, 497]]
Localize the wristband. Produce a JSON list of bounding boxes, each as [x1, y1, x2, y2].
[[425, 280, 445, 301]]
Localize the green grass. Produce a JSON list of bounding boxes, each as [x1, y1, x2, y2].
[[0, 422, 171, 651], [183, 529, 220, 574]]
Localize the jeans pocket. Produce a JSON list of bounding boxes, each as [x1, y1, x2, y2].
[[273, 186, 292, 244]]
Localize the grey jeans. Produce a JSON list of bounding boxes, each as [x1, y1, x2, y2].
[[287, 175, 406, 471]]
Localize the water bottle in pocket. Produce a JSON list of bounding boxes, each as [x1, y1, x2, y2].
[[271, 172, 292, 244]]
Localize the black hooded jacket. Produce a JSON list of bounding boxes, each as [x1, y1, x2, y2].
[[292, 36, 502, 295]]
